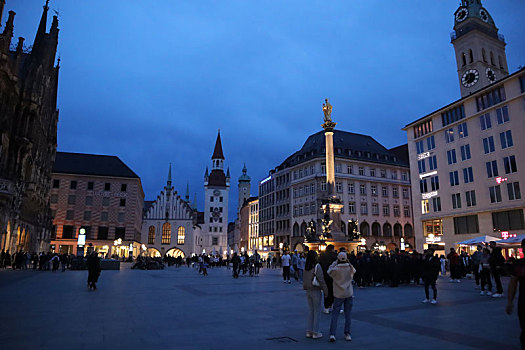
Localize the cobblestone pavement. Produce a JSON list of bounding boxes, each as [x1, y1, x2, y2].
[[0, 264, 519, 350]]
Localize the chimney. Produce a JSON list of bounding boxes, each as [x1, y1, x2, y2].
[[0, 0, 6, 27], [16, 36, 24, 53]]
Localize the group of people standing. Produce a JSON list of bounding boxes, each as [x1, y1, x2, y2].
[[0, 250, 74, 272]]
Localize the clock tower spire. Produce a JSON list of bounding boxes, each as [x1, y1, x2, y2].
[[451, 0, 508, 97]]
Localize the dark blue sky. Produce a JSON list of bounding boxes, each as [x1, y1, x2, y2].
[[5, 1, 525, 221]]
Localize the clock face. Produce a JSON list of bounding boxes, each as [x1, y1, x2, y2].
[[461, 69, 479, 88], [486, 68, 496, 83], [455, 7, 468, 22], [213, 190, 220, 196], [212, 208, 221, 221], [479, 9, 489, 23]]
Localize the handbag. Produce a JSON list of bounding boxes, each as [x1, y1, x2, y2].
[[312, 264, 321, 287]]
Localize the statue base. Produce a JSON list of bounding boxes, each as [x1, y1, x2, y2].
[[305, 239, 361, 254]]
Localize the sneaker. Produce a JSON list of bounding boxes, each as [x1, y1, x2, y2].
[[323, 308, 330, 314], [431, 299, 437, 305], [480, 291, 485, 296], [492, 293, 503, 298], [312, 332, 323, 339], [340, 309, 344, 314], [449, 279, 455, 283], [283, 280, 287, 283], [306, 331, 312, 338], [344, 334, 352, 341], [422, 299, 430, 304], [287, 280, 291, 284], [329, 335, 336, 342], [456, 279, 461, 283], [486, 291, 493, 296]]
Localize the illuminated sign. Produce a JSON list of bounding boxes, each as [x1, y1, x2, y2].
[[422, 191, 438, 199], [496, 177, 508, 184], [417, 152, 430, 160], [501, 231, 517, 240], [419, 171, 438, 180], [260, 176, 272, 184]]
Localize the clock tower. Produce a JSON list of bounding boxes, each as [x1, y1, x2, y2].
[[451, 0, 508, 97], [203, 130, 230, 256]]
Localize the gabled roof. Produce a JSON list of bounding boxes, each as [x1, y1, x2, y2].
[[53, 152, 139, 178], [212, 131, 225, 160]]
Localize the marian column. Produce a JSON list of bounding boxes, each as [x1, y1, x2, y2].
[[321, 99, 345, 241]]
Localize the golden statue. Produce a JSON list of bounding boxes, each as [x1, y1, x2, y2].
[[322, 98, 332, 122]]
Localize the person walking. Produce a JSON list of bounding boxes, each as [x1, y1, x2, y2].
[[231, 252, 240, 279], [292, 251, 299, 281], [479, 248, 493, 296], [447, 248, 460, 282], [303, 250, 328, 340], [297, 253, 306, 282], [421, 248, 440, 304], [439, 255, 447, 276], [506, 239, 525, 348], [328, 252, 356, 342], [281, 250, 291, 283], [50, 254, 60, 272], [86, 252, 101, 290], [471, 245, 483, 289], [489, 241, 505, 298], [319, 245, 337, 314]]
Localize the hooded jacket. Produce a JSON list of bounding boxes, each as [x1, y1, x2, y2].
[[328, 261, 356, 298]]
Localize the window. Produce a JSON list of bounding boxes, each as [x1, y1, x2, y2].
[[454, 215, 479, 234], [402, 173, 408, 181], [70, 181, 77, 190], [492, 209, 525, 231], [391, 171, 398, 180], [102, 197, 110, 206], [382, 205, 390, 216], [402, 188, 409, 199], [508, 182, 522, 201], [500, 130, 513, 149], [416, 140, 424, 154], [62, 225, 74, 239], [370, 168, 376, 177], [417, 160, 426, 174], [118, 212, 125, 222], [483, 136, 495, 154], [449, 171, 459, 186], [121, 184, 127, 192], [480, 113, 492, 130], [104, 183, 111, 191], [485, 160, 499, 178], [87, 182, 94, 190], [504, 155, 517, 174], [162, 223, 171, 244], [360, 203, 368, 215], [359, 184, 366, 195], [489, 185, 502, 203], [67, 195, 76, 205], [496, 106, 509, 124], [98, 227, 108, 240], [210, 196, 214, 202], [420, 179, 428, 193], [458, 122, 468, 138], [430, 176, 439, 191], [148, 226, 155, 244], [115, 227, 125, 240], [348, 202, 356, 214], [66, 210, 75, 220], [50, 194, 58, 204], [393, 187, 399, 198], [219, 197, 223, 202], [394, 205, 400, 217], [413, 119, 433, 139], [178, 226, 185, 245], [428, 156, 437, 170], [336, 182, 342, 193], [371, 185, 378, 196], [120, 199, 126, 207], [421, 200, 430, 214], [321, 182, 327, 191], [336, 163, 342, 173], [85, 196, 93, 206], [476, 86, 506, 112], [427, 135, 436, 150], [83, 211, 91, 221], [452, 193, 462, 209], [445, 128, 454, 143], [52, 179, 60, 188], [348, 183, 355, 194], [441, 104, 465, 127], [463, 167, 474, 183], [347, 165, 353, 174], [404, 206, 411, 217], [382, 186, 388, 197], [101, 212, 108, 221], [460, 144, 471, 161], [359, 167, 365, 176], [372, 203, 379, 215], [212, 237, 219, 245], [380, 169, 386, 178], [432, 197, 441, 212], [447, 149, 457, 165], [466, 190, 477, 207]]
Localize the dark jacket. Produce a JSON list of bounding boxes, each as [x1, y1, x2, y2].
[[422, 255, 440, 280], [490, 247, 505, 269], [319, 250, 337, 279]]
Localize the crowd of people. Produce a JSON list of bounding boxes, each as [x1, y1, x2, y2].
[[0, 250, 75, 272]]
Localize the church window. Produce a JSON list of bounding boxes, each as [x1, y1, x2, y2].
[[462, 53, 467, 67], [148, 226, 155, 244], [498, 56, 504, 69], [482, 48, 487, 62], [469, 49, 473, 63], [177, 227, 185, 245], [490, 51, 495, 66], [162, 222, 171, 244]]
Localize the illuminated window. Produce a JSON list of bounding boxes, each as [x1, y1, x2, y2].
[[421, 200, 430, 214], [162, 222, 171, 244], [148, 226, 155, 244], [177, 226, 185, 245]]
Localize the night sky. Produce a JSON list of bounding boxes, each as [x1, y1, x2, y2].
[[5, 1, 525, 221]]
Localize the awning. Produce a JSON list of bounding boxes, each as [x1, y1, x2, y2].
[[456, 235, 501, 245], [496, 234, 525, 246]]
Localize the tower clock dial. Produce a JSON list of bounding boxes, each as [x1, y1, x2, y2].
[[461, 69, 479, 88], [213, 190, 220, 197], [455, 7, 468, 22], [212, 208, 221, 221], [479, 9, 489, 23], [486, 68, 496, 83]]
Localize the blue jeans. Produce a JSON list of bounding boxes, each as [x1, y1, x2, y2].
[[329, 296, 353, 336], [306, 289, 322, 333], [298, 269, 304, 281]]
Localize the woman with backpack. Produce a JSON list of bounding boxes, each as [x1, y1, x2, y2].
[[303, 250, 328, 340]]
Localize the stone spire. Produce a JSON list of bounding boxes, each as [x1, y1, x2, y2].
[[212, 129, 225, 160], [185, 182, 190, 201], [33, 0, 50, 53], [167, 163, 172, 187]]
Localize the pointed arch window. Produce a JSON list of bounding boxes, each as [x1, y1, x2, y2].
[[177, 226, 185, 245], [469, 49, 474, 63], [148, 226, 155, 244], [498, 55, 504, 69], [462, 53, 467, 67], [490, 51, 495, 66], [162, 222, 171, 244], [482, 48, 487, 62]]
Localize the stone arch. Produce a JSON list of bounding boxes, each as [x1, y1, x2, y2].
[[294, 243, 305, 253], [482, 48, 487, 62], [394, 223, 402, 237], [490, 51, 495, 65], [146, 247, 161, 257], [300, 222, 307, 236], [293, 223, 299, 237], [360, 221, 370, 237], [383, 223, 392, 237], [372, 222, 381, 236], [166, 247, 185, 258], [404, 224, 413, 237]]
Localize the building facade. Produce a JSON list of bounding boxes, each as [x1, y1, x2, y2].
[[141, 165, 197, 258], [49, 152, 144, 257], [259, 130, 414, 254], [247, 197, 259, 252], [404, 0, 525, 254], [0, 2, 59, 253]]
